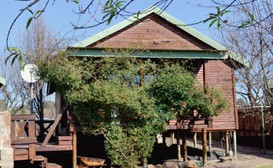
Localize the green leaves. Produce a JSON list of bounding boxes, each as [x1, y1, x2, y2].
[[66, 0, 79, 4], [204, 6, 230, 29], [204, 6, 255, 30], [26, 17, 33, 29], [102, 0, 126, 24], [147, 63, 228, 119], [38, 53, 164, 168], [26, 9, 44, 29], [237, 12, 255, 29], [5, 47, 25, 69], [72, 0, 79, 4]]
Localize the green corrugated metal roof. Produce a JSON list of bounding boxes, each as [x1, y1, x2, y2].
[[71, 6, 248, 67], [0, 76, 6, 87]]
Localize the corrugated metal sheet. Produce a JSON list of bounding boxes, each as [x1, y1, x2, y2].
[[0, 76, 5, 87]]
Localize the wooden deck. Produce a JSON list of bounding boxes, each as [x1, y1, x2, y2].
[[36, 143, 73, 152], [11, 114, 76, 168]]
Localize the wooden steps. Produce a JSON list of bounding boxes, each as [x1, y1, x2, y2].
[[14, 147, 29, 161], [31, 155, 47, 168], [31, 155, 62, 168], [36, 143, 73, 152], [48, 163, 62, 168], [57, 136, 73, 146], [13, 143, 36, 161]]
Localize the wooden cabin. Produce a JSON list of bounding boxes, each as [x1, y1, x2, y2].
[[10, 7, 247, 168], [70, 7, 247, 131], [69, 7, 247, 162]]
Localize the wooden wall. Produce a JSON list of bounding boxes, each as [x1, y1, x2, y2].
[[195, 60, 237, 131]]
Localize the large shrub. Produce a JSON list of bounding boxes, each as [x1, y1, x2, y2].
[[39, 53, 165, 167], [147, 63, 228, 120], [39, 53, 227, 167]]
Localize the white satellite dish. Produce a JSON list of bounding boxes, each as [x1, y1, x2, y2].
[[21, 64, 39, 83]]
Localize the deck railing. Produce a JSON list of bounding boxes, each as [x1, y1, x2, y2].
[[11, 114, 37, 145]]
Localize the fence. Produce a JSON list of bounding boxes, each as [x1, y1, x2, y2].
[[237, 107, 273, 149]]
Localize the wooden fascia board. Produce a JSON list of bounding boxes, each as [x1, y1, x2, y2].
[[69, 48, 228, 59]]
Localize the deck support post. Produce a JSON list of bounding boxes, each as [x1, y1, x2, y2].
[[202, 128, 207, 166], [208, 131, 212, 157], [233, 131, 237, 157], [177, 131, 182, 161], [225, 131, 229, 156], [182, 132, 187, 162], [193, 132, 197, 147], [143, 157, 147, 168], [72, 130, 77, 168]]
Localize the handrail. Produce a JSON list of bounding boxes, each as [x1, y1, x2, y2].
[[11, 114, 36, 121]]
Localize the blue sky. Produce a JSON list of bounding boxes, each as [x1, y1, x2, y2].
[[0, 1, 218, 57]]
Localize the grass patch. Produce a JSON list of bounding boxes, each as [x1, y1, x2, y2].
[[257, 164, 273, 168]]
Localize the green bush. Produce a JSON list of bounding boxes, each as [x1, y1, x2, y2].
[[38, 52, 228, 167]]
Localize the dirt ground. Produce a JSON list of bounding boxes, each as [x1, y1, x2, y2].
[[203, 145, 273, 168]]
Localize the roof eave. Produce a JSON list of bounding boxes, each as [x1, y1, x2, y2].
[[225, 51, 249, 68], [0, 76, 6, 87]]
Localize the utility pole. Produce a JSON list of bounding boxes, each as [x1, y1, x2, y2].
[[253, 105, 270, 153]]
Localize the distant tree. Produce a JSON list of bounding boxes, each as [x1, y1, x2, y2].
[[0, 99, 7, 111], [237, 98, 248, 108], [1, 17, 63, 115], [217, 0, 273, 107]]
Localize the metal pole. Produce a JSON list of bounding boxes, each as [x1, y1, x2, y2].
[[252, 106, 269, 153], [202, 128, 207, 166], [208, 132, 212, 157], [30, 83, 34, 114], [261, 106, 266, 153], [233, 131, 237, 157], [177, 131, 182, 161]]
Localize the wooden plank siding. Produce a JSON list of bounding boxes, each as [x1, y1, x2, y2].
[[206, 60, 236, 130], [194, 60, 237, 131]]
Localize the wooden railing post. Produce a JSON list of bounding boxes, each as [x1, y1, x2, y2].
[[183, 132, 187, 162], [177, 131, 181, 161], [202, 128, 207, 166], [72, 130, 77, 168]]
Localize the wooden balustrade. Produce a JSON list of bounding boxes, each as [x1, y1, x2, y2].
[[11, 114, 37, 145]]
